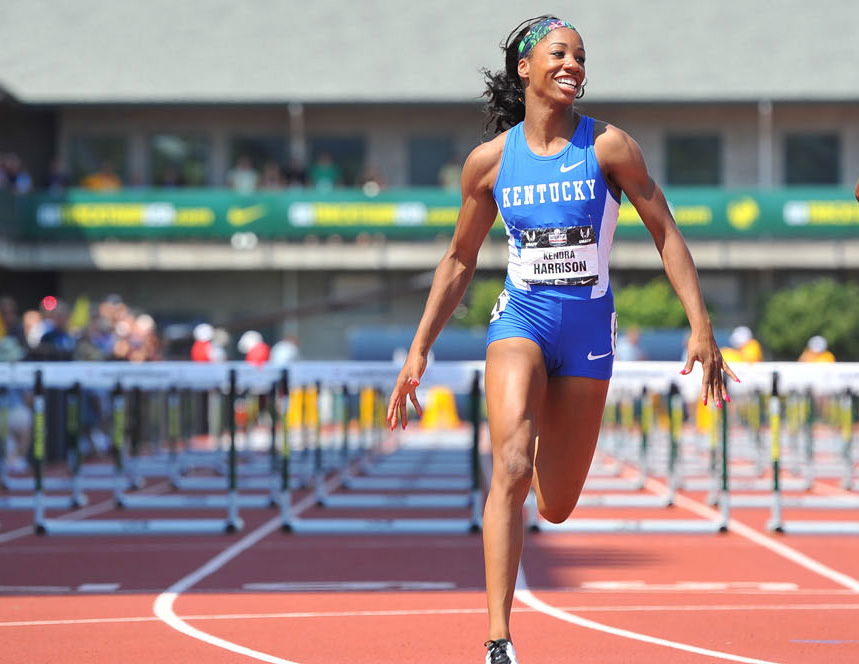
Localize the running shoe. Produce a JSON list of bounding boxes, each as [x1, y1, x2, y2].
[[485, 638, 519, 663]]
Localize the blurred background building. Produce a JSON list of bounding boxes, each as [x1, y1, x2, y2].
[[1, 0, 858, 360]]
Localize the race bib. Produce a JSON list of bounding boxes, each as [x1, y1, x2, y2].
[[520, 226, 599, 286]]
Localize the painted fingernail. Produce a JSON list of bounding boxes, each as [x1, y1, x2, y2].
[[725, 394, 731, 403], [703, 396, 708, 405], [717, 401, 722, 409]]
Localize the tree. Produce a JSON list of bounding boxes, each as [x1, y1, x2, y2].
[[613, 277, 689, 329], [758, 279, 859, 360], [458, 278, 506, 327]]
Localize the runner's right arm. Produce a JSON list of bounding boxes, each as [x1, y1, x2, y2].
[[386, 139, 503, 429]]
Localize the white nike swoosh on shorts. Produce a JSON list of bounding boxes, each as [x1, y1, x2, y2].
[[560, 159, 585, 173], [587, 351, 612, 360]]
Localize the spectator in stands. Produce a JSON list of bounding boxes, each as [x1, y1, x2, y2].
[[81, 161, 122, 191], [0, 153, 33, 194], [238, 330, 270, 366], [0, 296, 26, 346], [0, 335, 25, 362], [0, 153, 9, 189], [210, 327, 229, 362], [128, 313, 161, 362], [73, 316, 111, 361], [615, 326, 646, 361], [258, 160, 285, 190], [284, 158, 309, 188], [22, 309, 46, 351], [270, 334, 301, 365], [723, 325, 764, 363], [359, 163, 385, 197], [799, 335, 835, 362], [437, 153, 463, 191], [227, 155, 258, 194], [159, 164, 186, 188], [191, 323, 215, 362], [36, 299, 75, 360], [309, 152, 341, 191], [46, 157, 71, 194]]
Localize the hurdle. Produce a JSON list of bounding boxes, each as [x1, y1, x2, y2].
[[767, 373, 859, 534], [283, 365, 484, 535], [572, 387, 675, 508], [34, 366, 250, 535], [0, 377, 93, 511], [116, 369, 289, 511], [526, 367, 729, 534]]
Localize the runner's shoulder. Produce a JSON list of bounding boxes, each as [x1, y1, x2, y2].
[[462, 132, 507, 192], [593, 121, 640, 163]]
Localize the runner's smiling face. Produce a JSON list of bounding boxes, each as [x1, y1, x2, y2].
[[518, 27, 585, 106]]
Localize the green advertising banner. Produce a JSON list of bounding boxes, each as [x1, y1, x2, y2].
[[4, 186, 858, 241]]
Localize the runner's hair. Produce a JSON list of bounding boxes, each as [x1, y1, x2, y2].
[[481, 15, 585, 136]]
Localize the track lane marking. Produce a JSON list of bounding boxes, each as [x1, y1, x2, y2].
[[152, 476, 343, 664], [643, 477, 859, 593], [516, 570, 782, 664], [479, 452, 784, 662], [7, 602, 859, 628]]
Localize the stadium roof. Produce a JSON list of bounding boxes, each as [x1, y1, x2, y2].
[[1, 0, 858, 105]]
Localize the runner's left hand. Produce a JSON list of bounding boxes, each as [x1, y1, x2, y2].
[[680, 329, 740, 407]]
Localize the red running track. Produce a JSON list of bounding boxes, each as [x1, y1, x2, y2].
[[2, 474, 859, 662]]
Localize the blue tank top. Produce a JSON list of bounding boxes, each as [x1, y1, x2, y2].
[[492, 115, 620, 300]]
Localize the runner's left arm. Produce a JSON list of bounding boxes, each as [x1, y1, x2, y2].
[[600, 125, 738, 407]]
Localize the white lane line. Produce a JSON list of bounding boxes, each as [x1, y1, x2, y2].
[[152, 477, 342, 664], [580, 581, 798, 592], [242, 581, 456, 592], [516, 567, 781, 664], [480, 453, 781, 662], [644, 477, 859, 593], [7, 602, 859, 629]]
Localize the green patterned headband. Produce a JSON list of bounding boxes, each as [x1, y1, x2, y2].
[[518, 18, 576, 59]]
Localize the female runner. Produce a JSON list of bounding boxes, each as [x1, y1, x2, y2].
[[386, 16, 737, 663]]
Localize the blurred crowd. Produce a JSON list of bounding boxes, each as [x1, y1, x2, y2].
[[0, 294, 161, 363], [614, 324, 838, 364], [1, 149, 463, 195], [0, 152, 35, 194], [0, 292, 302, 367]]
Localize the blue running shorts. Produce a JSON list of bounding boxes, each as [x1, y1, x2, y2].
[[486, 287, 616, 380]]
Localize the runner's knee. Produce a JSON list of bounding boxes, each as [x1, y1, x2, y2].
[[538, 499, 577, 524], [492, 444, 533, 495]]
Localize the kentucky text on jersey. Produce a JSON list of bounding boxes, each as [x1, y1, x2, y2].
[[500, 179, 597, 208], [492, 115, 620, 299]]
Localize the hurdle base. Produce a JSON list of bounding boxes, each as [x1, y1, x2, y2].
[[319, 493, 472, 510], [0, 495, 81, 510], [285, 517, 479, 535], [118, 493, 273, 510], [773, 520, 859, 535], [37, 517, 245, 536], [532, 518, 724, 534]]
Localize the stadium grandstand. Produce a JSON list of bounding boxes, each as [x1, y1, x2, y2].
[[1, 0, 858, 359]]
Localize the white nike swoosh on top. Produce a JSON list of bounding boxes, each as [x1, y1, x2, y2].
[[587, 351, 612, 360], [560, 159, 585, 173]]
